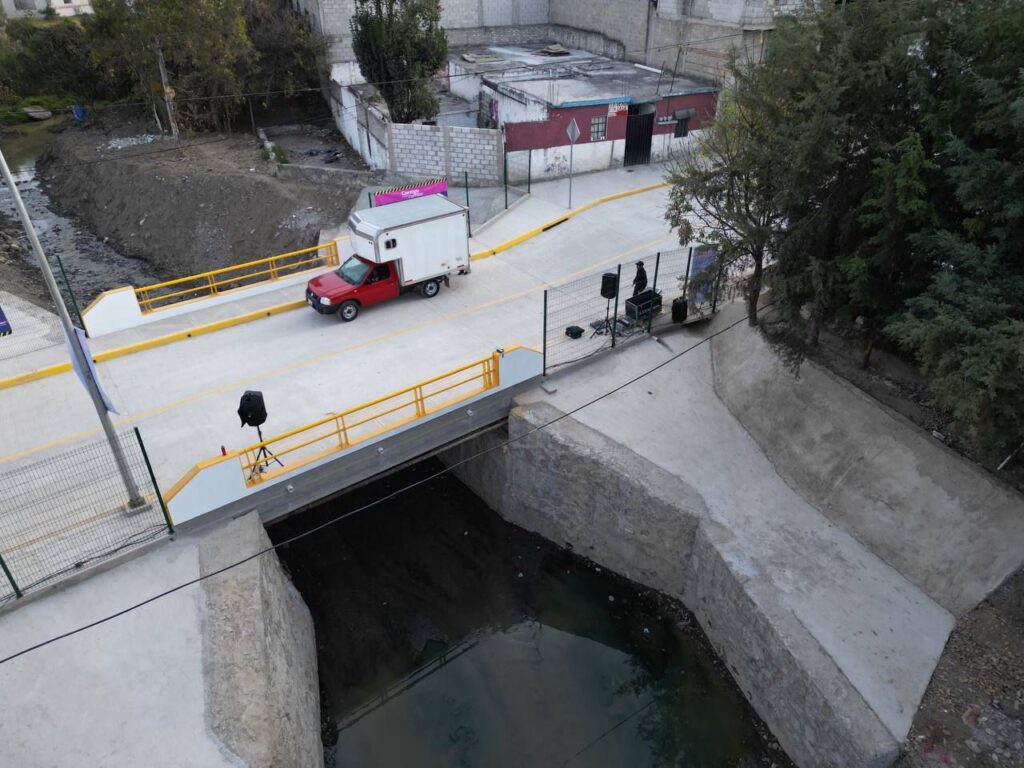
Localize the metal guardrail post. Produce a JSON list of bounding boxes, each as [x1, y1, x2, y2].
[[0, 551, 22, 599], [542, 289, 548, 375], [682, 246, 693, 300], [648, 252, 661, 333], [55, 252, 85, 330], [611, 264, 622, 348], [464, 171, 472, 236], [135, 427, 174, 534]]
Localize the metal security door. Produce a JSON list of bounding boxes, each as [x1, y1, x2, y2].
[[624, 108, 655, 166]]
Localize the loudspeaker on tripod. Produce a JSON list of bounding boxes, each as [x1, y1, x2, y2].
[[238, 390, 267, 428], [600, 272, 618, 299]]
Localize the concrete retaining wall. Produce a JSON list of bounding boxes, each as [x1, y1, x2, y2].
[[199, 513, 323, 768], [711, 327, 1024, 617], [443, 401, 900, 768]]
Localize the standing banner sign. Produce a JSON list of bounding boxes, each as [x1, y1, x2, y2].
[[64, 326, 117, 413], [373, 178, 448, 207], [690, 246, 717, 306], [0, 304, 11, 336]]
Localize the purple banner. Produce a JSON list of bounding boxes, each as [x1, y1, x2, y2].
[[373, 179, 449, 207], [0, 304, 10, 337]]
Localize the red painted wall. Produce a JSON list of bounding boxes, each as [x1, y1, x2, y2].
[[504, 90, 718, 151]]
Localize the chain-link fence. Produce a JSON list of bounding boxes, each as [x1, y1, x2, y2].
[[0, 428, 172, 604], [542, 246, 723, 374]]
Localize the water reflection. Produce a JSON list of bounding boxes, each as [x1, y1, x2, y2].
[[270, 462, 788, 768]]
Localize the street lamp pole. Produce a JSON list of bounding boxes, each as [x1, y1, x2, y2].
[[0, 147, 144, 507]]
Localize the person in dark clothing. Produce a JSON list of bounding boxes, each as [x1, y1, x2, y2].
[[632, 261, 648, 296]]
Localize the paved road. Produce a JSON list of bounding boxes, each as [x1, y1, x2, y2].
[[0, 166, 677, 494]]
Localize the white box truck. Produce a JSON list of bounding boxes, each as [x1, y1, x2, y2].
[[306, 195, 471, 321]]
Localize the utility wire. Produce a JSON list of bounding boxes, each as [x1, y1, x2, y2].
[[0, 302, 773, 667], [556, 698, 657, 767], [7, 27, 765, 170], [33, 27, 757, 118]]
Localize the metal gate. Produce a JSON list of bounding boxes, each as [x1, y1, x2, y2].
[[624, 109, 654, 166]]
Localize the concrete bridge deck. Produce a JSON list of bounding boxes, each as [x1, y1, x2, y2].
[[0, 166, 675, 500]]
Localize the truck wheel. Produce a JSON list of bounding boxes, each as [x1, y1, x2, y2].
[[421, 280, 440, 298], [338, 301, 359, 322]]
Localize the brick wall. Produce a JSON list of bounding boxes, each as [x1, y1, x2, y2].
[[388, 123, 502, 185]]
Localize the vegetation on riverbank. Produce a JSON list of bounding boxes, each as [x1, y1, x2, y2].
[[0, 1, 324, 128], [667, 0, 1024, 464]]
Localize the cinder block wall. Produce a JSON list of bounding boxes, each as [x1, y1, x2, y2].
[[388, 123, 502, 185]]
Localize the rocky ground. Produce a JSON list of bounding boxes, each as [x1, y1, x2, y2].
[[897, 569, 1024, 768], [38, 117, 375, 278], [0, 212, 47, 307]]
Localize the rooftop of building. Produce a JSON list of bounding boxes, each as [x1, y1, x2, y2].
[[450, 44, 717, 108]]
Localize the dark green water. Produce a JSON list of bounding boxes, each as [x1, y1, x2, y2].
[[269, 461, 791, 768]]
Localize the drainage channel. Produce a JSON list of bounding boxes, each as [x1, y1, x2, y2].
[[268, 459, 793, 768]]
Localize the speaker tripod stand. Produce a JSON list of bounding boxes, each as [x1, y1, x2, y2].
[[249, 425, 283, 480], [591, 297, 615, 338]]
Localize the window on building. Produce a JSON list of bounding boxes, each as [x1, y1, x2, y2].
[[673, 108, 696, 138], [590, 115, 607, 142]]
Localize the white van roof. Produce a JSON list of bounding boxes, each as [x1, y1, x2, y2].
[[349, 195, 465, 238]]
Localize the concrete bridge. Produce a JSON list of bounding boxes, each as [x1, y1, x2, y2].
[[0, 164, 676, 593], [2, 165, 1022, 768]]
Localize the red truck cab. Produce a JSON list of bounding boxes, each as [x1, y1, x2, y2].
[[306, 254, 441, 321]]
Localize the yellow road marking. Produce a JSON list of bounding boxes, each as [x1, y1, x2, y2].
[[0, 300, 305, 389], [0, 234, 674, 465], [469, 182, 667, 261], [0, 181, 669, 391]]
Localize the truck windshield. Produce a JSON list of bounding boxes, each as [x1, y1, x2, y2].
[[337, 255, 371, 285]]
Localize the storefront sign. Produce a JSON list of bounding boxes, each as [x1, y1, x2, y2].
[[373, 178, 449, 207], [608, 103, 628, 117]]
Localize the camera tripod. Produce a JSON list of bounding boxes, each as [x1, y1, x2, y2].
[[249, 425, 283, 480]]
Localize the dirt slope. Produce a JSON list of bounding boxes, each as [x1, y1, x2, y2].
[[39, 126, 368, 278]]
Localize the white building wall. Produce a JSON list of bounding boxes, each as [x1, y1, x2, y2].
[[7, 0, 93, 18], [508, 130, 696, 183], [493, 88, 549, 124]]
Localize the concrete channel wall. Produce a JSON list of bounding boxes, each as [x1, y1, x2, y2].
[[0, 512, 321, 768], [712, 328, 1024, 617], [199, 513, 323, 768], [443, 402, 900, 768]]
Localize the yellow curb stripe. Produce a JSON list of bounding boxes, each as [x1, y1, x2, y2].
[[469, 181, 668, 261], [0, 299, 304, 390], [0, 182, 667, 391], [0, 234, 672, 466]]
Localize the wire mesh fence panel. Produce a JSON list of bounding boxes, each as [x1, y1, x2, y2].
[[506, 149, 532, 189], [0, 288, 69, 366], [543, 247, 727, 374], [0, 430, 170, 603], [543, 262, 659, 373]]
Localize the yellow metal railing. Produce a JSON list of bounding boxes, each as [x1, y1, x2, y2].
[[237, 351, 500, 485], [163, 351, 504, 505], [135, 241, 341, 313]]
